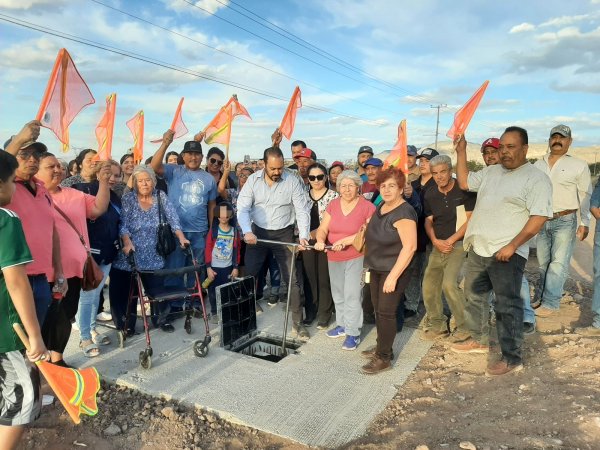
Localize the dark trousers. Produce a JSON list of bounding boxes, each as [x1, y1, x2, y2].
[[109, 268, 164, 331], [244, 226, 304, 323], [208, 266, 233, 315], [303, 249, 334, 324], [42, 277, 81, 353], [370, 270, 411, 361], [256, 250, 281, 299], [28, 274, 52, 327], [464, 250, 526, 365]]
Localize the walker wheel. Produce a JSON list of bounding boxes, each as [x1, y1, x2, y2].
[[193, 341, 209, 358], [139, 350, 152, 369], [184, 317, 192, 334]]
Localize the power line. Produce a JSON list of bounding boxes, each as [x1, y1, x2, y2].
[[88, 0, 401, 115], [0, 13, 385, 125], [180, 0, 436, 105], [219, 0, 439, 104]]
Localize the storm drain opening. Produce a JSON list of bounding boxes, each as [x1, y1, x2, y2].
[[217, 277, 303, 363]]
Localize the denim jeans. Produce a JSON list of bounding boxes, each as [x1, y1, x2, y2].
[[536, 213, 578, 309], [76, 263, 111, 341], [592, 226, 600, 328], [404, 252, 426, 312], [422, 245, 468, 333], [207, 265, 233, 315], [164, 231, 207, 310], [489, 276, 535, 325], [464, 250, 526, 365], [29, 274, 52, 327]]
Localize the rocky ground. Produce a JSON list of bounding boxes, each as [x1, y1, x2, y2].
[[19, 266, 600, 450]]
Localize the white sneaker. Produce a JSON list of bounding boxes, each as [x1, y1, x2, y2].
[[96, 311, 112, 321]]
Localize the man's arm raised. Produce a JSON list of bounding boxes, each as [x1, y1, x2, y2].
[[150, 129, 175, 176]]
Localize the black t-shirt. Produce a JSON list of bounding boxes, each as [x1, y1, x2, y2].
[[364, 202, 418, 272], [412, 177, 436, 252], [423, 180, 476, 241]]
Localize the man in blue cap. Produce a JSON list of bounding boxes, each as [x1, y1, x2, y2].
[[406, 145, 420, 183], [361, 157, 383, 203]]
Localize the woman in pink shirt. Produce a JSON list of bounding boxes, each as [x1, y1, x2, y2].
[[314, 170, 375, 351], [36, 153, 110, 366]]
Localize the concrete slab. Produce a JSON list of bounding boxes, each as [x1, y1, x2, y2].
[[65, 303, 431, 448]]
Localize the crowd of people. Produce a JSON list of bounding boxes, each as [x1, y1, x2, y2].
[[1, 119, 598, 448]]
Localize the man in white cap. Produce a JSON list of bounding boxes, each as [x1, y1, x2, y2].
[[533, 125, 592, 318]]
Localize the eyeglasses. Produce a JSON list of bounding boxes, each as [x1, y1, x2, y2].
[[209, 158, 223, 166], [339, 184, 357, 190], [239, 174, 249, 179], [17, 150, 40, 161], [308, 174, 325, 181]]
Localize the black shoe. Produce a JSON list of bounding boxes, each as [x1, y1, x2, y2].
[[403, 308, 417, 318], [303, 315, 316, 326], [126, 328, 137, 338], [161, 323, 175, 333], [523, 322, 536, 335], [267, 297, 278, 307]]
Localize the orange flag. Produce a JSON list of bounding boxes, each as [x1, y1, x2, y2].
[[151, 97, 188, 143], [204, 95, 251, 147], [13, 324, 100, 425], [127, 110, 144, 164], [36, 48, 95, 151], [279, 86, 302, 140], [384, 120, 408, 173], [446, 80, 489, 139], [94, 93, 117, 161]]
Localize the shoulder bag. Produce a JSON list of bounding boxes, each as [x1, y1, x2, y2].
[[54, 204, 104, 291], [156, 191, 177, 258]]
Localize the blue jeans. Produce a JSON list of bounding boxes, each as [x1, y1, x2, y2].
[[464, 250, 527, 365], [592, 226, 600, 328], [29, 274, 52, 327], [76, 263, 111, 341], [536, 213, 577, 309], [208, 265, 233, 315], [489, 276, 535, 324], [164, 231, 207, 309]]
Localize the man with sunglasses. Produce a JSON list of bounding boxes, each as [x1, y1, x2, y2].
[[150, 132, 218, 325], [4, 121, 66, 327]]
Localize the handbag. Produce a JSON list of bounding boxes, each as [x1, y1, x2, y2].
[[54, 204, 104, 291], [156, 191, 177, 258], [352, 223, 367, 254]]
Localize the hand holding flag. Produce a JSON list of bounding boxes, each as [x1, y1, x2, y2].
[[203, 95, 251, 158], [446, 80, 489, 141], [94, 93, 117, 161]]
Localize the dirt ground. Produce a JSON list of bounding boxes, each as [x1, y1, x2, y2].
[[18, 265, 600, 450]]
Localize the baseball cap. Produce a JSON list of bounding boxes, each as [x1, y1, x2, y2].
[[330, 160, 344, 170], [3, 136, 48, 154], [357, 145, 374, 156], [182, 141, 203, 154], [407, 145, 418, 156], [549, 124, 571, 138], [293, 148, 315, 160], [363, 157, 383, 168], [416, 148, 439, 160], [481, 138, 499, 151]]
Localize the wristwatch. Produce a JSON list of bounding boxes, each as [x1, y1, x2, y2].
[[56, 277, 65, 284]]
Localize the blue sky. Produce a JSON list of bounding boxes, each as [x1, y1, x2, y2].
[[1, 0, 599, 163]]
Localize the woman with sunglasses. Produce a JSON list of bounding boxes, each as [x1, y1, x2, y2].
[[206, 147, 236, 194], [303, 163, 339, 328]]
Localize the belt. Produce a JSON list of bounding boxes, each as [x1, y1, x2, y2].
[[551, 209, 576, 219]]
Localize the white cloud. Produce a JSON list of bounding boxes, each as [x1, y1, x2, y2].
[[162, 0, 229, 16], [0, 0, 67, 9], [539, 13, 598, 28], [510, 22, 536, 33]]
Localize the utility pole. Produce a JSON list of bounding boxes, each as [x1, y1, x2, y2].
[[430, 104, 447, 150]]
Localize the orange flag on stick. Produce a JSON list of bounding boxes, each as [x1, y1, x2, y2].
[[384, 120, 408, 173], [151, 97, 188, 143], [94, 93, 117, 161], [36, 48, 95, 151], [13, 324, 100, 425], [127, 110, 145, 164], [204, 95, 251, 147], [446, 80, 489, 140], [279, 86, 302, 140]]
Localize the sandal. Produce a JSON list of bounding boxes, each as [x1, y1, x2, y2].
[[80, 340, 100, 358], [91, 330, 111, 346]]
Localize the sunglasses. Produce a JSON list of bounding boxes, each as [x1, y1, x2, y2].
[[308, 174, 325, 181], [209, 158, 223, 166], [17, 150, 40, 161], [239, 174, 249, 179]]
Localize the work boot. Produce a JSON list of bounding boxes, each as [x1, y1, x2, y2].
[[535, 306, 557, 318], [360, 346, 394, 360], [360, 356, 392, 375], [485, 359, 523, 376], [420, 328, 449, 341], [294, 322, 310, 340], [450, 338, 489, 354]]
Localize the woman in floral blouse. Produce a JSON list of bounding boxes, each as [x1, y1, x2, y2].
[[109, 166, 189, 338], [303, 163, 339, 329]]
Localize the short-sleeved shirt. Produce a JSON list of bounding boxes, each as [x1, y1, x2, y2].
[[0, 208, 32, 353], [6, 177, 55, 279], [364, 202, 418, 272], [163, 165, 217, 233], [211, 226, 234, 268], [464, 163, 553, 259], [424, 181, 476, 240], [325, 197, 375, 262], [51, 187, 98, 279]]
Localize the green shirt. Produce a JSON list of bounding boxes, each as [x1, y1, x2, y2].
[[0, 208, 33, 353]]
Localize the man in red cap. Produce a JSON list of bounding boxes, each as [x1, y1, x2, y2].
[[481, 138, 500, 166], [293, 148, 316, 188]]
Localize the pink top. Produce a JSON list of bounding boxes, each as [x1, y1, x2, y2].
[[6, 177, 56, 279], [325, 197, 375, 262], [51, 187, 97, 279]]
